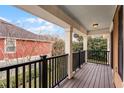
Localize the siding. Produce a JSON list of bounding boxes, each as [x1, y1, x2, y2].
[[0, 38, 52, 61], [0, 38, 4, 60], [113, 6, 123, 88]]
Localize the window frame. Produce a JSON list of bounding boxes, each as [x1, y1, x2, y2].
[[4, 38, 16, 53], [118, 6, 123, 81]]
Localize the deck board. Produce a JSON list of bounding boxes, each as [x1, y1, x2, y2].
[[99, 64, 105, 88], [104, 65, 109, 88], [94, 64, 102, 88], [59, 63, 114, 88], [72, 63, 93, 88], [61, 63, 88, 88], [88, 63, 100, 88], [70, 64, 90, 88], [78, 64, 96, 88], [107, 66, 114, 88], [67, 63, 91, 88], [83, 64, 98, 88]]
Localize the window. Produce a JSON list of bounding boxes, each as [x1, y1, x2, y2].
[[5, 38, 16, 53], [118, 6, 123, 80]]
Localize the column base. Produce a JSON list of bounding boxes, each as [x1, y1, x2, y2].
[[67, 72, 74, 79]]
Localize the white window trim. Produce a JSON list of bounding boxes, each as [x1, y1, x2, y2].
[[4, 38, 16, 53]]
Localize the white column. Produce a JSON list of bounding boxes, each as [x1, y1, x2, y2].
[[83, 36, 88, 62], [65, 26, 73, 79], [107, 34, 111, 64], [107, 34, 111, 51]]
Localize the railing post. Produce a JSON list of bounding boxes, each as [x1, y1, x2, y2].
[[78, 50, 81, 68], [41, 55, 47, 88], [106, 51, 108, 65], [83, 36, 88, 63], [85, 50, 87, 62]]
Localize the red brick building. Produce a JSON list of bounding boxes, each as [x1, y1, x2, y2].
[[0, 19, 52, 61]]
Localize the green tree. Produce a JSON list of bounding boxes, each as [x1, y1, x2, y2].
[[72, 34, 83, 52], [88, 37, 107, 51], [51, 38, 65, 56]]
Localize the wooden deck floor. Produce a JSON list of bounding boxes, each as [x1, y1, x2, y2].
[[58, 63, 115, 88]]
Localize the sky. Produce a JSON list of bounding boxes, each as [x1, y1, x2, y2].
[[0, 5, 65, 39]]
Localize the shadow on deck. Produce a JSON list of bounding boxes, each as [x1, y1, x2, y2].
[[58, 63, 115, 88]]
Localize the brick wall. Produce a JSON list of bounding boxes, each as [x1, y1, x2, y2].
[[0, 38, 4, 60], [0, 38, 52, 61]]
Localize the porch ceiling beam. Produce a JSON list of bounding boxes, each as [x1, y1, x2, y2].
[[16, 5, 87, 34], [87, 30, 110, 35], [16, 5, 70, 28], [39, 6, 87, 34]]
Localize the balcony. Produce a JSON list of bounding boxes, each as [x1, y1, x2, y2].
[[0, 5, 123, 88], [60, 63, 114, 88], [0, 50, 114, 88]]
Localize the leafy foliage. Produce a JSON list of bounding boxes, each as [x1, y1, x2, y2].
[[88, 37, 107, 51], [51, 37, 65, 56], [87, 36, 108, 63], [72, 41, 83, 52], [72, 34, 83, 52]]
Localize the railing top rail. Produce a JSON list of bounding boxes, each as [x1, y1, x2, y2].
[[73, 50, 85, 54], [87, 50, 110, 52], [73, 52, 79, 54], [47, 54, 68, 60], [0, 59, 42, 71], [0, 54, 69, 71]]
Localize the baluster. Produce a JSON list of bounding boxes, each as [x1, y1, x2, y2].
[[49, 60, 51, 88], [29, 64, 31, 88], [55, 58, 57, 84], [34, 63, 37, 88], [53, 58, 55, 86], [6, 69, 10, 88], [58, 57, 60, 84], [15, 67, 18, 88], [57, 58, 59, 84], [78, 50, 81, 68], [42, 55, 47, 88], [39, 62, 41, 88], [52, 59, 54, 87], [23, 66, 25, 88]]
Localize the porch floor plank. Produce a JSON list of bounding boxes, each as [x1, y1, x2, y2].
[[83, 63, 98, 88], [88, 63, 100, 88], [78, 63, 96, 88], [59, 63, 114, 88], [104, 64, 110, 88], [99, 64, 105, 88], [61, 64, 87, 88], [68, 64, 90, 88], [93, 64, 102, 88], [72, 63, 93, 88], [107, 66, 115, 88]]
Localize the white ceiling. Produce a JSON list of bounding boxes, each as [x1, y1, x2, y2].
[[59, 5, 116, 31]]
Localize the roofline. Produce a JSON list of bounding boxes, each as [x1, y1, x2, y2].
[[0, 19, 38, 35], [0, 36, 53, 43]]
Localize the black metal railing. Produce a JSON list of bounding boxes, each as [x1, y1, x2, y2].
[[0, 54, 68, 88], [47, 54, 68, 88], [73, 50, 85, 71], [87, 50, 110, 65], [0, 59, 43, 88], [0, 50, 111, 88]]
